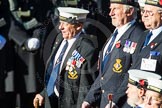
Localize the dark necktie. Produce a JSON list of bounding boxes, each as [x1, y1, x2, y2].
[[46, 40, 68, 96], [101, 29, 118, 72], [143, 31, 152, 48]]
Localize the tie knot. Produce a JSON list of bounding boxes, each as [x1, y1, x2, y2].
[[64, 40, 68, 45], [63, 40, 68, 49], [143, 31, 153, 48], [56, 40, 68, 64], [113, 29, 118, 37], [147, 31, 153, 38]]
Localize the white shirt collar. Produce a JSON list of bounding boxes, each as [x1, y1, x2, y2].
[[148, 26, 162, 44], [117, 19, 135, 34], [151, 26, 162, 37]]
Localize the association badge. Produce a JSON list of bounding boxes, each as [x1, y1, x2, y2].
[[68, 69, 78, 79], [112, 59, 122, 73]]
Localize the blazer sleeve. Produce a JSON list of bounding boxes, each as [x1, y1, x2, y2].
[[76, 39, 99, 107]]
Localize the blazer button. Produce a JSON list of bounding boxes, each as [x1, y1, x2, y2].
[[53, 46, 55, 49], [101, 77, 104, 80], [102, 90, 105, 93]]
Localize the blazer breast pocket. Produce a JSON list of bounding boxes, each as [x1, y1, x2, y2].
[[66, 67, 81, 81], [112, 55, 131, 74]]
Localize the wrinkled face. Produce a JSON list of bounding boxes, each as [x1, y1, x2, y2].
[[109, 3, 133, 28], [141, 4, 162, 30], [126, 83, 139, 107], [59, 21, 82, 39], [144, 90, 162, 108]]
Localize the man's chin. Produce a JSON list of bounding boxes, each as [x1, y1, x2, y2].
[[127, 98, 136, 107], [62, 35, 68, 39], [144, 25, 151, 29], [112, 23, 118, 27]]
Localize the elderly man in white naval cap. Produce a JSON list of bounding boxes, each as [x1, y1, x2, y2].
[[126, 69, 161, 108], [105, 69, 161, 108], [144, 77, 162, 108], [33, 7, 99, 108]]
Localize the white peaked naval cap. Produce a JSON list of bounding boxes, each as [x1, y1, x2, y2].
[[147, 77, 162, 94], [57, 7, 89, 23], [128, 69, 161, 87]]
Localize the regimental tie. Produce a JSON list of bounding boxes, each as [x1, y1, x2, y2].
[[142, 31, 152, 49], [101, 29, 118, 72], [46, 40, 68, 96]]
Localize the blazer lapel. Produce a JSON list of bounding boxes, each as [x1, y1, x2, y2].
[[148, 31, 162, 50], [99, 34, 113, 74], [135, 31, 148, 53], [45, 35, 63, 70], [61, 37, 82, 72], [133, 31, 162, 68], [140, 31, 162, 57]]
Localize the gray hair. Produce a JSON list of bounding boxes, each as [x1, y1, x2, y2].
[[124, 5, 138, 19]]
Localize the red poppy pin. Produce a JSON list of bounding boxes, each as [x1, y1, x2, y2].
[[116, 41, 121, 48], [159, 0, 162, 5], [150, 42, 155, 48], [150, 42, 157, 48], [71, 60, 76, 66], [139, 79, 145, 86]]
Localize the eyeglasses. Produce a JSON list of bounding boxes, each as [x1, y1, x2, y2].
[[141, 9, 162, 16], [141, 9, 155, 16]]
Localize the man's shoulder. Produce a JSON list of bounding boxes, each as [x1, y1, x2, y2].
[[131, 22, 145, 32], [79, 33, 98, 48], [126, 22, 145, 41]]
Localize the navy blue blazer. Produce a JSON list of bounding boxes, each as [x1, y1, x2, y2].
[[84, 22, 145, 108], [131, 30, 162, 76], [40, 32, 99, 108]]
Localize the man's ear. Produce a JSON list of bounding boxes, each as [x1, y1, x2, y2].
[[160, 12, 162, 20], [76, 23, 83, 30], [126, 7, 134, 16], [139, 88, 145, 97]]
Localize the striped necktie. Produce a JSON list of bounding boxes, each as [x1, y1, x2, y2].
[[142, 31, 152, 49], [101, 29, 118, 72], [46, 40, 68, 96]]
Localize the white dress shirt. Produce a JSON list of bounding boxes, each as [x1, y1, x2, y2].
[[148, 26, 162, 44], [54, 31, 81, 96]]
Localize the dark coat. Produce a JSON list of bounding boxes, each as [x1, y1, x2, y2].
[[0, 0, 13, 94], [8, 0, 53, 93], [40, 32, 99, 108], [84, 22, 145, 108], [34, 24, 60, 86], [130, 30, 162, 76]]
